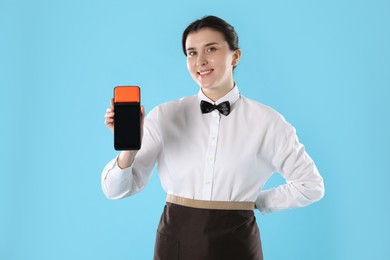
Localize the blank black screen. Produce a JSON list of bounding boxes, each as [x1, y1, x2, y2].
[[114, 103, 141, 150]]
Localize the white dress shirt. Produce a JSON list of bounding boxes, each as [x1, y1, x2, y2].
[[101, 86, 324, 214]]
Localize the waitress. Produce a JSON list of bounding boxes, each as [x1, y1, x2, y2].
[[102, 15, 324, 260]]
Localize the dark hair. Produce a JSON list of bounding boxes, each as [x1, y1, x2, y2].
[[182, 15, 239, 56]]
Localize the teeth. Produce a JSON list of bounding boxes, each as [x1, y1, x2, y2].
[[199, 70, 212, 75]]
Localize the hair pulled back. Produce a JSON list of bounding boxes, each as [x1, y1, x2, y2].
[[182, 15, 240, 56]]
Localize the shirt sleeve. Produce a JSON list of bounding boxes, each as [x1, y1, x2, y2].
[[101, 107, 162, 200], [255, 125, 325, 214]]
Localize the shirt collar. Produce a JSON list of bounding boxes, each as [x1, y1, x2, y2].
[[197, 85, 240, 106]]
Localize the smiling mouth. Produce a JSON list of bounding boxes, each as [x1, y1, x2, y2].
[[197, 69, 214, 77]]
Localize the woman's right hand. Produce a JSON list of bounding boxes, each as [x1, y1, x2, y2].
[[104, 98, 145, 168], [104, 98, 145, 135]]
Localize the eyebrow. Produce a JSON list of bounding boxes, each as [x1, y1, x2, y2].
[[186, 42, 219, 52]]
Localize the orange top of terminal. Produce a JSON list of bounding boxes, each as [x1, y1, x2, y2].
[[114, 86, 140, 103]]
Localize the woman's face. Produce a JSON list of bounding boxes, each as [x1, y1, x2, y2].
[[185, 28, 241, 96]]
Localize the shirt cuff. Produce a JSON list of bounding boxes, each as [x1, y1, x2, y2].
[[103, 155, 132, 178], [255, 190, 272, 215], [101, 155, 134, 199]]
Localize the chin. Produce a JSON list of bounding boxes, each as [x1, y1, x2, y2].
[[198, 81, 214, 89]]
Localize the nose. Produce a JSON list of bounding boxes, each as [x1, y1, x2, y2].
[[196, 52, 207, 66]]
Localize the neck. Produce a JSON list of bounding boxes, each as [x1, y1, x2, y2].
[[202, 83, 235, 102]]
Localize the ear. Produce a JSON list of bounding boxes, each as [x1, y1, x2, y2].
[[232, 49, 242, 66]]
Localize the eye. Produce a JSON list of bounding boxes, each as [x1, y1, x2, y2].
[[187, 51, 197, 57], [207, 47, 217, 52]]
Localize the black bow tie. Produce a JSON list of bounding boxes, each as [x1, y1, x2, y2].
[[200, 100, 231, 116]]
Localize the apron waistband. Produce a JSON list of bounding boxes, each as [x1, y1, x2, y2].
[[166, 194, 255, 211]]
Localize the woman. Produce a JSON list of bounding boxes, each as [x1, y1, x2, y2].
[[102, 15, 324, 260]]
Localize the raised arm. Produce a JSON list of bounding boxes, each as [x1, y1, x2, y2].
[[101, 99, 161, 199]]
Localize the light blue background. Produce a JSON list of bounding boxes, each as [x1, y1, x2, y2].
[[1, 0, 389, 259]]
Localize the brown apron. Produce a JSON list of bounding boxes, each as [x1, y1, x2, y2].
[[154, 202, 263, 260]]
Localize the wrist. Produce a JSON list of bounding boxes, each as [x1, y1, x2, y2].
[[117, 150, 138, 169]]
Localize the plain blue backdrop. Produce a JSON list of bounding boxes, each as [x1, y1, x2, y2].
[[1, 0, 389, 259]]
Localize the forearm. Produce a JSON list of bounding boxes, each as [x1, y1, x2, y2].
[[256, 169, 324, 214]]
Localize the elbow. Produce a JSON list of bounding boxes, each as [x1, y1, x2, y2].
[[102, 184, 124, 200], [317, 180, 325, 201], [301, 165, 325, 203], [101, 177, 141, 200], [101, 179, 132, 200], [315, 179, 325, 202], [102, 186, 131, 200], [294, 178, 325, 206], [308, 186, 324, 205], [305, 178, 325, 203]]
